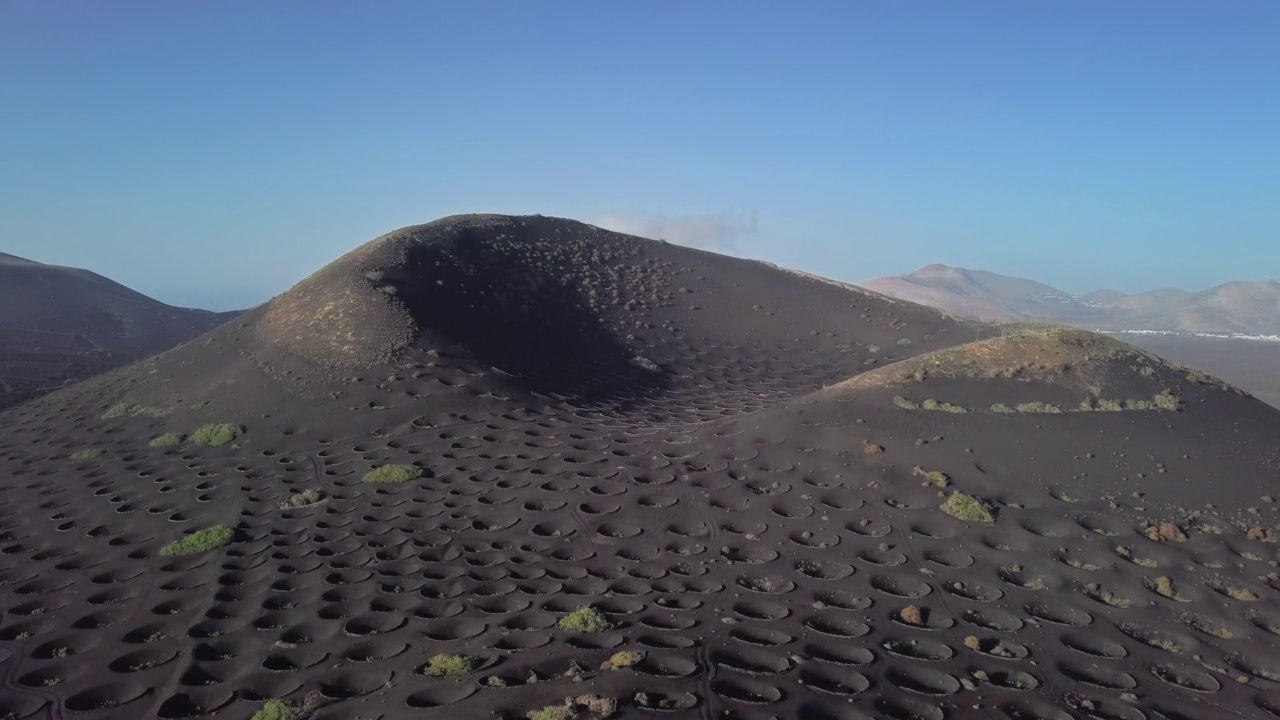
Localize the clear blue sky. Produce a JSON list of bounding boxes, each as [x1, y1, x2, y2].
[[2, 1, 1278, 310]]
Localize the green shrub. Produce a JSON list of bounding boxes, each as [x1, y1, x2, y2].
[[1016, 401, 1061, 413], [892, 395, 919, 410], [102, 403, 166, 419], [250, 695, 318, 720], [150, 433, 184, 448], [990, 403, 1014, 413], [601, 650, 644, 670], [102, 403, 131, 419], [70, 448, 102, 463], [921, 398, 967, 413], [525, 697, 616, 720], [280, 488, 325, 510], [160, 524, 234, 556], [557, 605, 612, 633], [423, 653, 479, 677], [527, 707, 571, 720], [362, 464, 422, 484], [1153, 391, 1181, 411], [250, 700, 304, 720], [191, 423, 242, 447], [921, 470, 949, 488], [940, 492, 994, 523]]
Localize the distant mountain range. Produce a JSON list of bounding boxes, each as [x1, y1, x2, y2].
[[861, 264, 1280, 336], [0, 251, 238, 409]]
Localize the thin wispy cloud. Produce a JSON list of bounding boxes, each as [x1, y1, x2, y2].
[[591, 211, 758, 251]]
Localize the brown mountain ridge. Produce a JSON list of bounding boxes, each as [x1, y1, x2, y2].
[[862, 264, 1280, 334]]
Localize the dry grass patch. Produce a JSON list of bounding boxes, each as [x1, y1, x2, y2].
[[1211, 580, 1259, 602], [1084, 583, 1132, 608], [528, 696, 617, 720], [898, 605, 925, 626], [280, 489, 325, 510], [1145, 522, 1188, 543], [1116, 545, 1160, 568], [1145, 576, 1190, 602], [1179, 612, 1233, 639]]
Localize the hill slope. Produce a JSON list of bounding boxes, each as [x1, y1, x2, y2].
[[1, 216, 1278, 720], [0, 251, 236, 408]]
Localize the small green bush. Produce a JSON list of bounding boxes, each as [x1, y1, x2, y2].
[[423, 653, 480, 677], [250, 700, 304, 720], [191, 423, 242, 447], [102, 402, 131, 419], [1016, 401, 1061, 413], [557, 605, 612, 633], [527, 707, 571, 720], [601, 650, 644, 670], [102, 403, 166, 419], [280, 488, 325, 510], [70, 448, 103, 463], [150, 433, 184, 448], [160, 524, 234, 556], [250, 695, 318, 720], [362, 464, 422, 484], [990, 403, 1014, 413], [892, 395, 919, 410], [921, 399, 967, 413], [940, 492, 994, 523], [921, 470, 949, 488]]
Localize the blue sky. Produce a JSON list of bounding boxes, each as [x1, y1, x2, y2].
[[2, 1, 1278, 310]]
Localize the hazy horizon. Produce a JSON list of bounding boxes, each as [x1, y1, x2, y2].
[[3, 2, 1279, 311]]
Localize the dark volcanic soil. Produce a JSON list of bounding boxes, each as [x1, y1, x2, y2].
[[0, 252, 235, 410], [1116, 334, 1280, 410], [1, 215, 1278, 720]]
